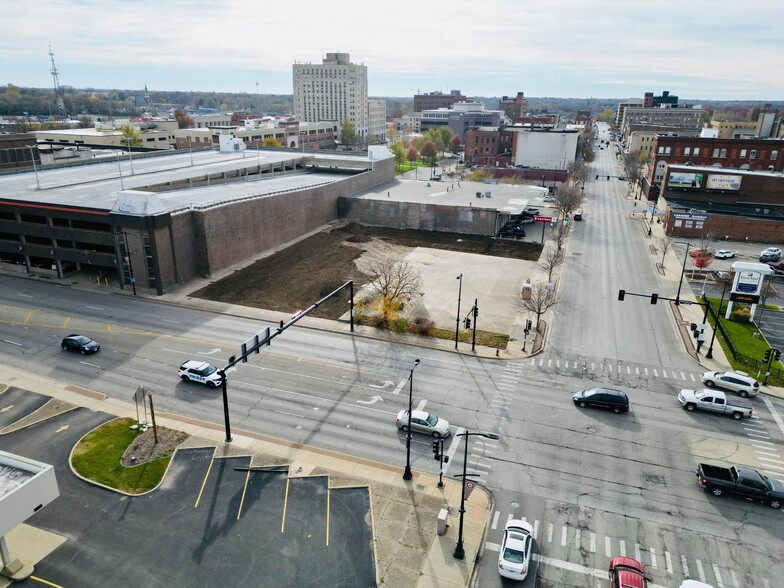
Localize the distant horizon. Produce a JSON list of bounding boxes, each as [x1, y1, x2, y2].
[[3, 1, 783, 102]]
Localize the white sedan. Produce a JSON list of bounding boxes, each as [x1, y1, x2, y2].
[[395, 410, 451, 438], [498, 519, 534, 580], [714, 250, 736, 259]]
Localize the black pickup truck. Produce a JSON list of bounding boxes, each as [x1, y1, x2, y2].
[[696, 464, 784, 509]]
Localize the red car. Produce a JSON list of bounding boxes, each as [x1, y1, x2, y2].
[[609, 556, 646, 588]]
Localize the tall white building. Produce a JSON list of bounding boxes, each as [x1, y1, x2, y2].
[[367, 99, 387, 143], [293, 52, 368, 141]]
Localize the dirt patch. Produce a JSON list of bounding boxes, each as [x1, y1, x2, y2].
[[121, 426, 189, 466], [192, 223, 542, 319]]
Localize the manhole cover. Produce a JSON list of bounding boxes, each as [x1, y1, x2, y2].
[[644, 473, 666, 486]]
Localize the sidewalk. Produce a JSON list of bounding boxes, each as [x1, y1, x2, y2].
[[0, 364, 491, 588]]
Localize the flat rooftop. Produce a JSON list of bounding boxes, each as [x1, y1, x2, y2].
[[0, 150, 369, 213], [347, 175, 552, 216]]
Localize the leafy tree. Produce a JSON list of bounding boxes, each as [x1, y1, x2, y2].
[[262, 137, 283, 148], [693, 254, 712, 291], [436, 126, 453, 150], [597, 108, 615, 123], [390, 141, 406, 171], [367, 258, 422, 322], [173, 108, 193, 129], [406, 146, 418, 169], [449, 134, 462, 154], [120, 124, 142, 148], [421, 140, 437, 167], [433, 135, 446, 157], [340, 118, 357, 146]]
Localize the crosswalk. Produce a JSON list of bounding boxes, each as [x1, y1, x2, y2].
[[529, 355, 707, 383], [484, 512, 768, 587]]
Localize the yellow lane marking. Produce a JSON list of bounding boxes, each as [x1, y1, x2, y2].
[[237, 469, 251, 520], [28, 576, 65, 587], [0, 405, 13, 413], [55, 425, 69, 433], [281, 478, 291, 533], [107, 324, 112, 332], [63, 317, 70, 328], [194, 458, 215, 509], [23, 310, 33, 323], [326, 486, 330, 546]]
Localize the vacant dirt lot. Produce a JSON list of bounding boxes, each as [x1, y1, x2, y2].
[[192, 223, 542, 319]]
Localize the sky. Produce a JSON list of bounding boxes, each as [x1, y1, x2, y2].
[[3, 0, 783, 101]]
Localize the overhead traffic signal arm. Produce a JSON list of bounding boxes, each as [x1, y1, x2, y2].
[[617, 290, 696, 306]]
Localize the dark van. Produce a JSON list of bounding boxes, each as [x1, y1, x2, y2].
[[573, 388, 629, 413]]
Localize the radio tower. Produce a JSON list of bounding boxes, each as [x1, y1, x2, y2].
[[49, 45, 66, 116]]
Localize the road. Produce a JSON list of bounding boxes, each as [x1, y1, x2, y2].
[[2, 127, 783, 586]]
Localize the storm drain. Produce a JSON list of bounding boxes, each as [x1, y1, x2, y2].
[[643, 472, 666, 486]]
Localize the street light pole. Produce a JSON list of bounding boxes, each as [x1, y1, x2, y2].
[[675, 242, 692, 305], [126, 137, 135, 175], [28, 145, 41, 189], [402, 358, 421, 481], [706, 280, 728, 359], [453, 430, 500, 560], [454, 274, 463, 349]]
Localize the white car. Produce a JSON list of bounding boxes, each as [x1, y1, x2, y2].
[[542, 195, 555, 202], [395, 410, 450, 438], [178, 360, 223, 388], [498, 519, 534, 580], [714, 249, 735, 259], [701, 370, 759, 398]]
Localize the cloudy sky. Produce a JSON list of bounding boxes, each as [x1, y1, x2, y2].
[[3, 0, 783, 100]]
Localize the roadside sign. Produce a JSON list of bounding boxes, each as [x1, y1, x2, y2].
[[464, 480, 476, 499], [534, 216, 552, 222]]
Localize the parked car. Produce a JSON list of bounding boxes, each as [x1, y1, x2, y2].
[[500, 225, 526, 239], [677, 389, 753, 420], [689, 248, 712, 258], [542, 195, 555, 202], [609, 556, 646, 588], [178, 360, 223, 388], [61, 334, 100, 354], [768, 261, 784, 272], [618, 175, 626, 180], [395, 410, 450, 438], [523, 207, 540, 216], [701, 370, 759, 398], [572, 209, 583, 221], [497, 519, 534, 580], [713, 249, 736, 259], [696, 463, 783, 509], [759, 247, 781, 262], [572, 388, 629, 413]]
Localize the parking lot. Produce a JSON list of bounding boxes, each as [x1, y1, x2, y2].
[[2, 388, 376, 588]]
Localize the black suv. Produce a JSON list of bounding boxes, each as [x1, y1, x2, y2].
[[500, 225, 526, 239], [573, 388, 629, 413]]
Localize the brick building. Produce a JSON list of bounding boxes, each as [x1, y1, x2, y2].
[[498, 92, 529, 121], [413, 90, 467, 113]]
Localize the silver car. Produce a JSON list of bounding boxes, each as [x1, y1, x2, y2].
[[701, 370, 759, 398], [395, 410, 450, 437]]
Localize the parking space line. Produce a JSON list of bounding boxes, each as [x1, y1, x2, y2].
[[665, 550, 672, 574], [237, 470, 251, 520], [194, 456, 215, 508], [619, 539, 626, 557], [533, 519, 539, 540], [681, 555, 689, 578], [605, 536, 611, 557], [713, 564, 724, 587], [326, 486, 330, 546], [560, 526, 567, 546], [649, 547, 657, 568], [23, 310, 33, 323], [573, 528, 580, 548], [696, 559, 706, 582], [281, 478, 291, 533], [634, 544, 641, 563]]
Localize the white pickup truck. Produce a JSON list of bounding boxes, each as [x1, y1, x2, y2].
[[678, 389, 752, 420]]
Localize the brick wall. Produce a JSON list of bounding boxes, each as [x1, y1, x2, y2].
[[664, 209, 784, 243]]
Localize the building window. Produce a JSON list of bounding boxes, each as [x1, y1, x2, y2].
[[720, 149, 727, 157], [694, 147, 700, 156], [750, 150, 756, 159], [657, 146, 664, 154], [771, 150, 778, 160], [665, 147, 671, 155], [684, 147, 691, 156], [740, 149, 747, 157], [712, 148, 720, 157]]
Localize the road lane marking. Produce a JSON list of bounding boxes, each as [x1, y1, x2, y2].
[[662, 369, 668, 378], [491, 511, 500, 530], [23, 310, 33, 323], [751, 441, 774, 447], [161, 318, 180, 323], [730, 570, 740, 588], [695, 559, 706, 581], [63, 317, 70, 327], [761, 396, 784, 439], [589, 533, 596, 553], [393, 379, 407, 395], [560, 526, 567, 546], [619, 539, 626, 557], [2, 340, 22, 346], [649, 547, 657, 568], [573, 528, 580, 548], [681, 371, 687, 380], [78, 361, 101, 368], [758, 461, 784, 471], [86, 306, 104, 310], [17, 293, 33, 298], [681, 555, 689, 578], [416, 399, 427, 411], [713, 564, 724, 588], [653, 369, 658, 377], [634, 544, 641, 563], [546, 523, 553, 543], [755, 450, 781, 458], [645, 367, 649, 376], [533, 519, 539, 540], [665, 550, 672, 574], [604, 536, 611, 557]]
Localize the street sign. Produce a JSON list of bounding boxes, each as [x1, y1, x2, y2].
[[534, 216, 552, 222], [464, 480, 476, 499]]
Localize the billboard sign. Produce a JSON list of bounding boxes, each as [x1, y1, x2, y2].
[[668, 172, 704, 189], [735, 270, 762, 293], [706, 174, 742, 191]]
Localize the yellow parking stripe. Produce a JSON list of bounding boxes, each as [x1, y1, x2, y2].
[[63, 317, 70, 328], [194, 458, 215, 509], [281, 478, 291, 533], [107, 324, 112, 332], [23, 310, 33, 323], [237, 469, 251, 520], [28, 576, 64, 587]]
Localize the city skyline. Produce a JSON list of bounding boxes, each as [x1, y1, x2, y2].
[[3, 0, 783, 101]]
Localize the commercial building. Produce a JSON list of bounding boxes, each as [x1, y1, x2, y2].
[[0, 148, 393, 294], [173, 119, 338, 151], [293, 52, 369, 140], [420, 102, 505, 140], [413, 90, 467, 113], [498, 92, 528, 121], [367, 99, 387, 143], [621, 105, 705, 135], [464, 126, 579, 170]]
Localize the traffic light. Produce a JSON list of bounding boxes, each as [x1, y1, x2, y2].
[[526, 319, 532, 331], [764, 349, 772, 362], [607, 175, 610, 180], [618, 289, 625, 301], [464, 317, 471, 329], [433, 440, 440, 456], [473, 305, 478, 318], [775, 349, 782, 361], [595, 174, 599, 179], [650, 293, 658, 305]]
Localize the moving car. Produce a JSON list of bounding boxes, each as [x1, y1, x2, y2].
[[713, 249, 735, 259], [677, 389, 753, 419], [572, 209, 583, 221], [572, 388, 629, 413], [178, 360, 223, 388], [500, 225, 526, 239], [701, 370, 759, 398], [759, 247, 781, 262], [61, 334, 100, 354], [696, 463, 783, 509], [609, 556, 646, 588], [395, 410, 450, 438], [498, 519, 533, 581]]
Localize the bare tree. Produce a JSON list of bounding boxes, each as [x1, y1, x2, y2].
[[520, 281, 558, 330], [367, 258, 422, 320], [554, 183, 582, 218], [540, 247, 563, 282], [567, 160, 588, 187], [553, 221, 569, 252], [657, 235, 673, 268], [698, 231, 714, 254]]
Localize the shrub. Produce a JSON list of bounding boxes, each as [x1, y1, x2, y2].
[[391, 318, 408, 333], [370, 315, 389, 329], [729, 307, 751, 323], [409, 317, 435, 335]]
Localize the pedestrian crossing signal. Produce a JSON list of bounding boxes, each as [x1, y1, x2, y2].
[[618, 289, 625, 301], [651, 293, 658, 304]]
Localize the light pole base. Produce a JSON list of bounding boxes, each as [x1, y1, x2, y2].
[[453, 543, 465, 560], [403, 467, 412, 481]]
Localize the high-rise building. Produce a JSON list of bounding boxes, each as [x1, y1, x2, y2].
[[293, 52, 368, 140]]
